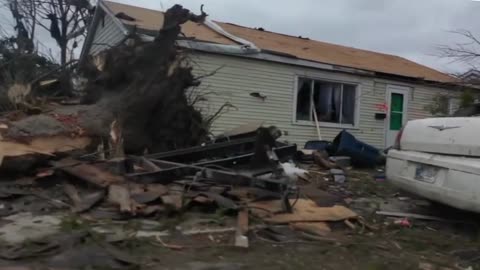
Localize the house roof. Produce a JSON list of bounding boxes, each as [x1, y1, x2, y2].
[[102, 1, 454, 83]]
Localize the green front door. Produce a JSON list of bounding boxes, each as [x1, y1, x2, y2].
[[386, 86, 409, 147]]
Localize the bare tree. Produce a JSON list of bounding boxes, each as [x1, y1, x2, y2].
[[438, 30, 480, 68], [0, 0, 93, 64], [436, 30, 480, 111], [33, 0, 93, 65], [3, 0, 36, 53]]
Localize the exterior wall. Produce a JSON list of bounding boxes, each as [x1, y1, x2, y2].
[[191, 52, 382, 147], [88, 11, 125, 55], [190, 52, 457, 149], [409, 84, 457, 119], [84, 19, 458, 149], [374, 79, 459, 120]]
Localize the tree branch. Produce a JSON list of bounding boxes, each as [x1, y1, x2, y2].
[[437, 30, 480, 64]]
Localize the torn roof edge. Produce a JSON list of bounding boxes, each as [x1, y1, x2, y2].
[[86, 0, 458, 86]]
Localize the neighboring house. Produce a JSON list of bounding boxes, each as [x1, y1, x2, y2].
[[460, 69, 480, 85], [81, 0, 462, 149]]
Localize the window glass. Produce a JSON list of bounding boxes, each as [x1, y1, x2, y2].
[[296, 78, 312, 121], [296, 78, 357, 125]]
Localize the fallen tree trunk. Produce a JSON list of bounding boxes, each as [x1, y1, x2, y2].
[[0, 5, 210, 170]]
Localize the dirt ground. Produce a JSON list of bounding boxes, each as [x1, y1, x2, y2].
[[0, 168, 479, 270]]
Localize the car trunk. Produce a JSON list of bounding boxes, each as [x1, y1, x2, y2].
[[401, 117, 480, 157]]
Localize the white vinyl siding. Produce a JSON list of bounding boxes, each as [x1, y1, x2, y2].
[[406, 84, 453, 121], [190, 52, 387, 148], [85, 19, 463, 149], [89, 12, 126, 55]]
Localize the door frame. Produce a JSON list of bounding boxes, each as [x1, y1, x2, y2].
[[385, 85, 410, 147]]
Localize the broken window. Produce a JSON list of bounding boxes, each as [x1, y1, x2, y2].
[[295, 78, 357, 125]]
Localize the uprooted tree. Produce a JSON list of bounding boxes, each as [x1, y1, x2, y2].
[[0, 5, 212, 169]]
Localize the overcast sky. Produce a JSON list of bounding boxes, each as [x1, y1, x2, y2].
[[111, 0, 480, 74]]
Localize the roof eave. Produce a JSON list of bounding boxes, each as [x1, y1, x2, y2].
[[81, 4, 454, 86], [79, 0, 130, 64], [175, 39, 459, 84]]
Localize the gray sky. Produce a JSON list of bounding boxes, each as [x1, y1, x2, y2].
[[112, 0, 480, 74], [1, 0, 478, 73]]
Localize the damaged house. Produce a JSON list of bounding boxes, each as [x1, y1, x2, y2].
[[81, 0, 461, 149]]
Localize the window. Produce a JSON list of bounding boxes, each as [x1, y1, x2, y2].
[[295, 77, 357, 126]]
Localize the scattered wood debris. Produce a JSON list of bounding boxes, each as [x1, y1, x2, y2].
[[0, 4, 366, 265], [250, 199, 358, 224]]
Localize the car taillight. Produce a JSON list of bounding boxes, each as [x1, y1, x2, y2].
[[393, 126, 405, 150]]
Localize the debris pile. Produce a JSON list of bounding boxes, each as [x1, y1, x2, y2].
[[0, 4, 210, 171], [0, 121, 361, 250], [0, 4, 477, 270], [0, 6, 363, 253]]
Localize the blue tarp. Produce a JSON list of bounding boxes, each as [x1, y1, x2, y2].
[[331, 130, 381, 168]]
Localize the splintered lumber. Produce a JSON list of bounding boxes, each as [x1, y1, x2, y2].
[[108, 184, 143, 214], [64, 183, 106, 213], [54, 159, 125, 188], [249, 199, 357, 224], [0, 107, 99, 170], [290, 222, 331, 236], [0, 136, 92, 158], [235, 209, 249, 248]]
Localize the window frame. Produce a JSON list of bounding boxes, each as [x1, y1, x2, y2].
[[292, 75, 361, 129]]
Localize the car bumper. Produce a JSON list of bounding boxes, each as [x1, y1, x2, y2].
[[387, 149, 480, 213]]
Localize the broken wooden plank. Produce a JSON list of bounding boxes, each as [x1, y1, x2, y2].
[[108, 184, 143, 214], [130, 183, 168, 204], [74, 190, 106, 213], [250, 199, 357, 224], [198, 192, 238, 210], [139, 157, 161, 172], [0, 136, 91, 157], [290, 222, 331, 237], [161, 195, 183, 211], [64, 183, 82, 206], [63, 183, 106, 213], [55, 160, 126, 188], [235, 209, 249, 248], [313, 150, 336, 169], [344, 220, 356, 230]]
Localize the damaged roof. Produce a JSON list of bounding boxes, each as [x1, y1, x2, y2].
[[102, 1, 454, 83]]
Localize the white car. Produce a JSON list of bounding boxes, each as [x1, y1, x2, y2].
[[387, 117, 480, 213]]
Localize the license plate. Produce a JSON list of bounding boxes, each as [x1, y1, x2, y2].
[[415, 164, 439, 183]]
